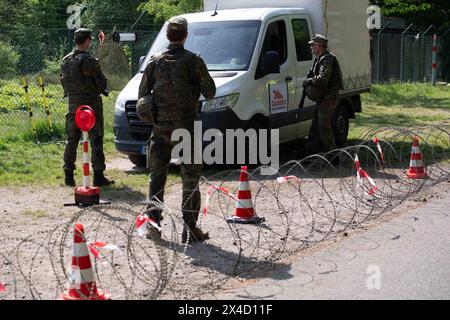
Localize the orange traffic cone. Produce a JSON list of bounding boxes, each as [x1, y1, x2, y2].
[[62, 224, 111, 300], [406, 136, 428, 179], [226, 166, 265, 224]]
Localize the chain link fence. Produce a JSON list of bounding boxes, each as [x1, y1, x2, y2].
[[371, 28, 450, 83], [0, 28, 158, 143]]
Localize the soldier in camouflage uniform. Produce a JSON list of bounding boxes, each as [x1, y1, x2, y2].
[[139, 17, 216, 244], [303, 34, 344, 154], [60, 28, 114, 187]]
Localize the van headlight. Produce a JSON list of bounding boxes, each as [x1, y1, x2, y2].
[[115, 95, 127, 112], [201, 93, 239, 113]]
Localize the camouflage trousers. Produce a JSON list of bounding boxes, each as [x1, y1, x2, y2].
[[146, 122, 202, 228], [307, 97, 338, 153], [63, 107, 105, 172]]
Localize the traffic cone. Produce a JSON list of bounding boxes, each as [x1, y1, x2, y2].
[[406, 136, 428, 179], [62, 224, 111, 300], [226, 166, 265, 224]]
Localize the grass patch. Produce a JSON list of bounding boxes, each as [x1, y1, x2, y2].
[[0, 137, 120, 187], [363, 82, 450, 109], [22, 120, 66, 143], [350, 83, 450, 140], [0, 141, 67, 186]]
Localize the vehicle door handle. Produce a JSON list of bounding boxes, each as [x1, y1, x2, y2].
[[285, 76, 293, 82]]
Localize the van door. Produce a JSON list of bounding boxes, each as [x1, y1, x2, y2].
[[255, 17, 298, 143], [289, 16, 315, 137]]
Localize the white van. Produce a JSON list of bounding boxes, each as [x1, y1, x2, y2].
[[114, 0, 371, 166]]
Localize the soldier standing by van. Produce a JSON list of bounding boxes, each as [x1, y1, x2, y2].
[[60, 28, 114, 187], [303, 34, 344, 154], [138, 17, 216, 244]]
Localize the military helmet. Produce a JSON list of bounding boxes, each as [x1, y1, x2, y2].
[[304, 85, 325, 102], [136, 95, 155, 124]]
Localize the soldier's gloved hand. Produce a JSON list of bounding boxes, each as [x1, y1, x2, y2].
[[302, 78, 313, 88]]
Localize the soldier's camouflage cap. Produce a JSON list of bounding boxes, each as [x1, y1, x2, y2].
[[167, 17, 188, 32], [309, 34, 328, 46], [74, 28, 94, 42]]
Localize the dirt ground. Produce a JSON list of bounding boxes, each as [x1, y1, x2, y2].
[[1, 153, 449, 300]]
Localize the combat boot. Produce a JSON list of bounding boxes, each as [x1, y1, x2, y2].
[[143, 207, 163, 241], [64, 170, 75, 187], [181, 226, 210, 244], [146, 220, 162, 241], [93, 171, 115, 187]]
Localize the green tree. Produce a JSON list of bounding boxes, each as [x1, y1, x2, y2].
[[370, 0, 449, 30], [140, 0, 202, 24], [16, 0, 75, 29], [81, 0, 153, 30]]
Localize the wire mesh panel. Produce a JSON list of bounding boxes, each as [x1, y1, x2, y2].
[[0, 28, 158, 143], [371, 29, 449, 83]]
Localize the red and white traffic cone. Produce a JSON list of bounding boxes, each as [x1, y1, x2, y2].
[[226, 166, 265, 224], [406, 136, 428, 179], [62, 224, 111, 300]]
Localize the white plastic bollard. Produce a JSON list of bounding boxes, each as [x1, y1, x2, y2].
[[82, 131, 90, 188]]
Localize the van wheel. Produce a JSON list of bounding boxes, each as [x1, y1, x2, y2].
[[332, 105, 349, 147], [128, 154, 146, 168]]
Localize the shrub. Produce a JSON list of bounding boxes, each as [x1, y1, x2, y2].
[[0, 41, 21, 76], [41, 58, 62, 85]]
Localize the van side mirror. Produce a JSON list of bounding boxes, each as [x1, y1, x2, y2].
[[262, 51, 280, 76], [139, 56, 146, 69]]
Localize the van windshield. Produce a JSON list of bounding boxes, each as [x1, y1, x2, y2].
[[140, 20, 261, 72]]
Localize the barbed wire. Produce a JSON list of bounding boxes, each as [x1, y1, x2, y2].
[[0, 125, 449, 300]]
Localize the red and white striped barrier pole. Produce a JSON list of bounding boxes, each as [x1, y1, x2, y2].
[[72, 105, 100, 206], [354, 154, 377, 196], [373, 137, 384, 163], [82, 131, 90, 188], [135, 213, 162, 238], [432, 34, 437, 85]]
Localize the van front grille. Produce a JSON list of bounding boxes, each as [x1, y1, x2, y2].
[[125, 101, 152, 129]]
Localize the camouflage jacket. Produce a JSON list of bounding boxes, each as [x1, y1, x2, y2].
[[60, 49, 108, 108], [138, 43, 216, 123], [310, 51, 344, 96]]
